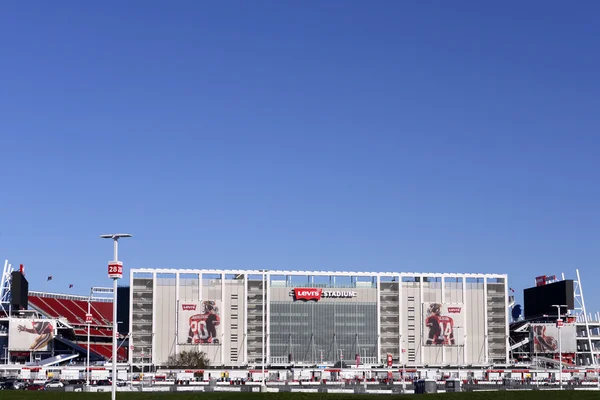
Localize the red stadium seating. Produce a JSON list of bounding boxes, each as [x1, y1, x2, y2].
[[29, 296, 80, 323], [29, 292, 124, 362], [28, 293, 115, 340], [92, 302, 113, 322], [29, 294, 113, 325]]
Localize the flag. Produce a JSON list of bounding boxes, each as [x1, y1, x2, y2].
[[510, 287, 515, 293], [47, 276, 53, 281], [69, 284, 73, 289]]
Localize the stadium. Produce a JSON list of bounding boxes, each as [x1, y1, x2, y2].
[[128, 268, 509, 368], [1, 258, 600, 390]]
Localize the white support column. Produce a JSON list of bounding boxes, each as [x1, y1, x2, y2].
[[266, 271, 271, 364], [221, 273, 226, 366], [376, 275, 381, 363], [576, 269, 595, 367], [504, 276, 510, 364], [462, 276, 467, 365], [398, 274, 403, 361], [483, 277, 489, 366], [420, 276, 424, 366], [244, 274, 248, 366], [175, 272, 180, 358], [198, 273, 203, 302], [441, 276, 446, 365], [129, 270, 134, 366], [152, 272, 157, 367]]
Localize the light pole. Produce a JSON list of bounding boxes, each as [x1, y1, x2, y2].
[[552, 304, 567, 390], [261, 269, 266, 389], [86, 294, 91, 386], [101, 233, 132, 400]]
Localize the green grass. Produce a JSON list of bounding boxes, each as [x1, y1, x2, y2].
[[0, 392, 598, 400]]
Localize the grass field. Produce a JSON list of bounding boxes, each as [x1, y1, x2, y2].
[[0, 392, 598, 400]]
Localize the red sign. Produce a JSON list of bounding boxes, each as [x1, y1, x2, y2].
[[108, 261, 123, 279], [535, 275, 546, 286], [387, 354, 393, 367], [556, 319, 564, 327], [402, 348, 407, 353], [293, 288, 322, 301], [181, 304, 197, 311], [85, 313, 93, 324], [447, 307, 462, 313]]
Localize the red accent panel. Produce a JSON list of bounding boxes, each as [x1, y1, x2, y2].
[[293, 288, 322, 301]]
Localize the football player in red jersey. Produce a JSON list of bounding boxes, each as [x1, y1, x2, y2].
[[425, 303, 455, 345], [187, 301, 221, 344], [17, 321, 54, 351]]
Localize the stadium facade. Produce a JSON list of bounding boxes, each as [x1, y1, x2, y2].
[[129, 269, 510, 368]]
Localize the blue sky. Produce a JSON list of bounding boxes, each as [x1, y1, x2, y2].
[[1, 1, 600, 312]]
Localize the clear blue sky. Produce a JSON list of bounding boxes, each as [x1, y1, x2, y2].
[[2, 1, 600, 313]]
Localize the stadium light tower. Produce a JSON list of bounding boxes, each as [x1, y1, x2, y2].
[[101, 233, 132, 400], [552, 304, 568, 390]]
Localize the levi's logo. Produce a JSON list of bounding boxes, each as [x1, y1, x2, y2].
[[293, 288, 322, 301], [447, 307, 461, 313], [181, 304, 197, 311]]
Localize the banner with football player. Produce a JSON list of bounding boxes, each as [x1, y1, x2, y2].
[[422, 303, 464, 346], [9, 318, 56, 351], [178, 300, 221, 345], [531, 323, 576, 353]]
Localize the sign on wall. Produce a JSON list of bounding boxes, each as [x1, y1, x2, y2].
[[290, 288, 358, 301], [9, 319, 56, 351], [178, 301, 221, 345], [422, 303, 464, 346], [531, 323, 576, 353]]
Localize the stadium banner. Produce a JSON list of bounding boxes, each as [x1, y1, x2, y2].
[[9, 318, 56, 351], [531, 323, 576, 353], [422, 303, 464, 346], [177, 300, 221, 345]]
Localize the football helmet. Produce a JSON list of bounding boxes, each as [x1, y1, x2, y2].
[[427, 303, 442, 315]]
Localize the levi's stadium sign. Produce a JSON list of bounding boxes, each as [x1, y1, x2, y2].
[[291, 288, 357, 301]]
